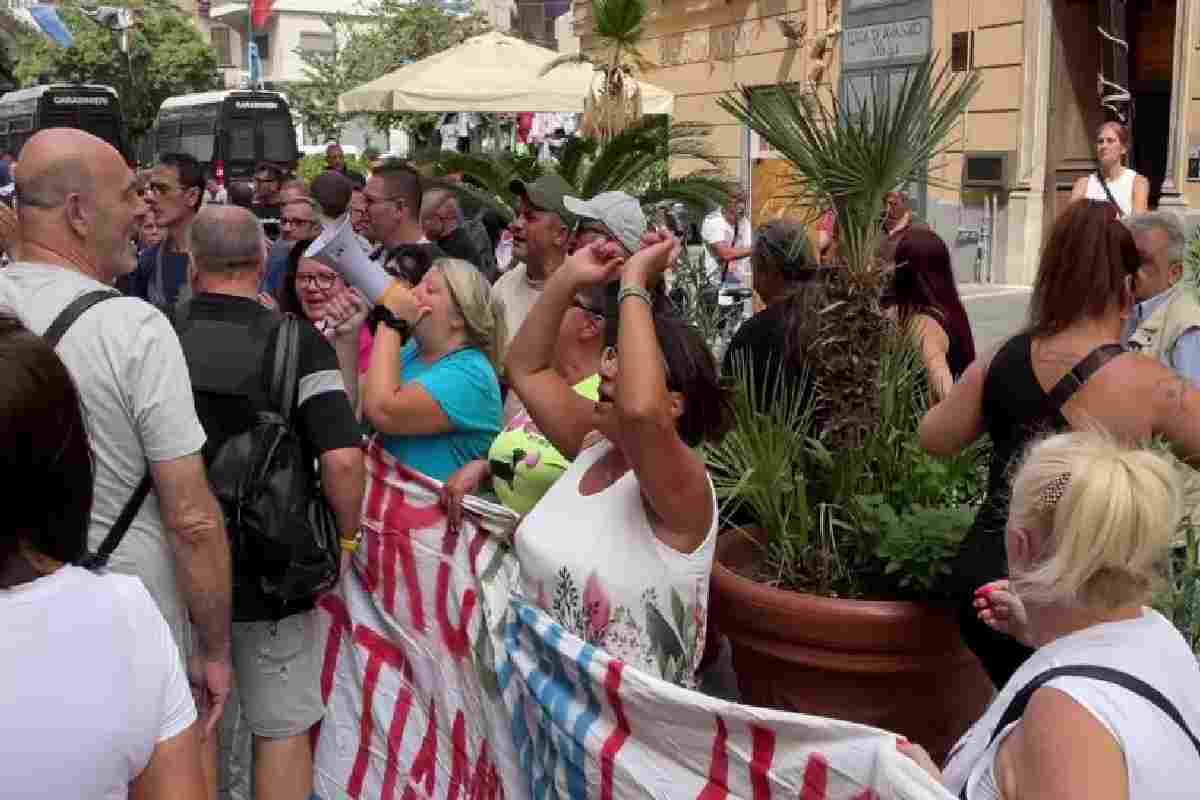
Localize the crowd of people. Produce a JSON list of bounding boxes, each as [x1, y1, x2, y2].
[[1, 118, 1198, 800]]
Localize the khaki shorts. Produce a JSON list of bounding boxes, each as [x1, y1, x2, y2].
[[231, 610, 324, 739]]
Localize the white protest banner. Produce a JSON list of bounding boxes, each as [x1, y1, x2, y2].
[[313, 441, 956, 800]]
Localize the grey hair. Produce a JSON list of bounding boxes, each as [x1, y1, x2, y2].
[[1124, 211, 1186, 266], [190, 205, 265, 275]]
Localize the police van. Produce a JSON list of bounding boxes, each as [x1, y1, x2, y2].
[[0, 83, 130, 161], [151, 90, 299, 183]]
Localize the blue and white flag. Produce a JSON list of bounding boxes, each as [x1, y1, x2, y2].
[[28, 5, 74, 48]]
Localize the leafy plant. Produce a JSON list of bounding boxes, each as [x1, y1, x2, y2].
[[857, 495, 972, 595], [294, 152, 371, 186]]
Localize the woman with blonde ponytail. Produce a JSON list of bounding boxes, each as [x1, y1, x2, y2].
[[362, 258, 506, 481], [901, 431, 1200, 799]]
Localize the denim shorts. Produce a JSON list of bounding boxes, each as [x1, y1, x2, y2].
[[231, 610, 324, 738]]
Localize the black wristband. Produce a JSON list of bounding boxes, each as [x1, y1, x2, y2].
[[368, 304, 410, 338]]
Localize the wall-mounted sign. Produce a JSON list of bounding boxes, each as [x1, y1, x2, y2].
[[843, 17, 931, 66], [847, 0, 906, 9]]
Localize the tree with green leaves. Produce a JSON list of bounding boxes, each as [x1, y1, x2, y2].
[[13, 0, 218, 141]]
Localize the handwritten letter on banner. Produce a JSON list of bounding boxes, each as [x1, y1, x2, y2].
[[313, 442, 956, 800]]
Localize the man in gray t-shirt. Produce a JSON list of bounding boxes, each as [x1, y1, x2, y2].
[[0, 129, 233, 739]]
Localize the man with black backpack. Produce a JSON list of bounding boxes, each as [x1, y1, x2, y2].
[[177, 204, 364, 800]]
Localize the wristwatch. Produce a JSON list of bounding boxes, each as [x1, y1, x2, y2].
[[369, 304, 410, 337]]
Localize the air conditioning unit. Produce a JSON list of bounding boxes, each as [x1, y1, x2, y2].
[[961, 151, 1016, 191]]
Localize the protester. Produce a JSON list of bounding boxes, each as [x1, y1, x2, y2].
[[1071, 121, 1150, 217], [1122, 211, 1200, 383], [278, 178, 309, 206], [495, 175, 573, 338], [504, 232, 731, 686], [139, 216, 165, 255], [228, 180, 254, 208], [722, 219, 822, 409], [361, 258, 505, 482], [420, 188, 497, 280], [364, 162, 444, 285], [311, 170, 352, 223], [902, 431, 1200, 798], [262, 196, 322, 296], [0, 127, 232, 745], [701, 191, 752, 288], [565, 190, 646, 257], [123, 152, 204, 308], [0, 315, 206, 800], [350, 185, 370, 239], [325, 142, 365, 187], [253, 162, 284, 240], [920, 199, 1200, 689], [178, 205, 364, 800], [886, 227, 976, 402]]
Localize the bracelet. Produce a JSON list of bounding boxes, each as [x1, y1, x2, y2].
[[617, 285, 653, 306], [340, 533, 362, 554]]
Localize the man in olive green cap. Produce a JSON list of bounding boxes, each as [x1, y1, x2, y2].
[[492, 174, 576, 420]]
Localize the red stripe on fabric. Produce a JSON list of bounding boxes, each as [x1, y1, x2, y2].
[[445, 710, 470, 800], [697, 716, 729, 800], [851, 790, 880, 800], [318, 593, 351, 704], [750, 725, 776, 800], [382, 532, 398, 616], [407, 700, 439, 796], [799, 753, 828, 800], [600, 660, 631, 800], [351, 626, 412, 800], [436, 529, 477, 657]]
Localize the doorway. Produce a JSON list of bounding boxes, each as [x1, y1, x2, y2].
[[1128, 0, 1176, 208]]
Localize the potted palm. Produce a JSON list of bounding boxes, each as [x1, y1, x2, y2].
[[707, 57, 989, 760]]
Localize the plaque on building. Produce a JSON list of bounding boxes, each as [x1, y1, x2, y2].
[[843, 18, 931, 66]]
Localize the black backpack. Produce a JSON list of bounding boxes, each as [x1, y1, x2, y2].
[[176, 308, 339, 620]]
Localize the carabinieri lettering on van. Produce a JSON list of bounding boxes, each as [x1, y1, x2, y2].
[[52, 96, 109, 106], [235, 101, 278, 109]]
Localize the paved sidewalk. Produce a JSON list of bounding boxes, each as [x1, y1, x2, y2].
[[959, 282, 1033, 352]]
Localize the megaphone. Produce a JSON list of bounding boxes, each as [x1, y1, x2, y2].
[[304, 214, 391, 302]]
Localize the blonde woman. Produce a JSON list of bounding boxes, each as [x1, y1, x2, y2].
[[362, 258, 507, 482], [901, 432, 1200, 799]]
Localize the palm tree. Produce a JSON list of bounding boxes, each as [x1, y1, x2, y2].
[[717, 56, 979, 450], [538, 0, 654, 142], [417, 116, 735, 224]]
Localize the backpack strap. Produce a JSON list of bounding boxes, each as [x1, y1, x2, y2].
[[959, 664, 1200, 800], [270, 314, 301, 424], [42, 290, 154, 570], [1045, 343, 1125, 413], [43, 290, 120, 348]]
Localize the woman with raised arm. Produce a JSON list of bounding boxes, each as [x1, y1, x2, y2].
[[901, 432, 1200, 800], [504, 233, 732, 686]]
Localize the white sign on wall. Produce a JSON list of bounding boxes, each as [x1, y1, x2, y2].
[[843, 17, 931, 66]]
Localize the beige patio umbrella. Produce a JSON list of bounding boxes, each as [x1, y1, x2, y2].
[[337, 30, 674, 114]]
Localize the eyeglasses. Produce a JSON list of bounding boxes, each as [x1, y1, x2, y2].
[[281, 216, 317, 228], [571, 298, 604, 319], [295, 272, 339, 290], [254, 177, 279, 185], [364, 194, 403, 208], [145, 181, 182, 196]]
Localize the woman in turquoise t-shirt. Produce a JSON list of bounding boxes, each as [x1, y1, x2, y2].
[[362, 259, 506, 482]]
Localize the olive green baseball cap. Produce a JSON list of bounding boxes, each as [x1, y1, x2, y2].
[[509, 174, 576, 224]]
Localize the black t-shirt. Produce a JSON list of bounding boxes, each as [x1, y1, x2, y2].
[[179, 293, 360, 464], [722, 302, 812, 412]]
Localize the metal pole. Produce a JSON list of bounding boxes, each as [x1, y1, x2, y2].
[[247, 3, 253, 89]]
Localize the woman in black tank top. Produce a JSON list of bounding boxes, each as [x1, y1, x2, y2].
[[919, 200, 1147, 688]]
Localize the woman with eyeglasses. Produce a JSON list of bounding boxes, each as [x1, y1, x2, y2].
[[920, 199, 1200, 690], [360, 258, 505, 482], [503, 232, 732, 687]]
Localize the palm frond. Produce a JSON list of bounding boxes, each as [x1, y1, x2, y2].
[[557, 135, 598, 188], [592, 0, 648, 48], [538, 50, 592, 78], [639, 174, 736, 215], [717, 55, 980, 273]]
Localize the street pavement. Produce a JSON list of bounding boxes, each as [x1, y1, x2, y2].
[[959, 282, 1033, 353]]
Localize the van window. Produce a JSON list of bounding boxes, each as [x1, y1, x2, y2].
[[261, 116, 294, 162], [179, 119, 215, 161], [227, 118, 256, 162]]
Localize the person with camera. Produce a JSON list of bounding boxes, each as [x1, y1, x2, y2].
[[176, 205, 364, 800]]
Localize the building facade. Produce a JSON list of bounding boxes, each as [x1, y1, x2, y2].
[[574, 0, 1199, 285]]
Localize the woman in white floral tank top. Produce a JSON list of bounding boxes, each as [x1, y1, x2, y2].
[[505, 228, 733, 687]]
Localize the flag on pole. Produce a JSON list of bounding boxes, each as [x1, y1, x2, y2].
[[248, 42, 262, 86], [250, 0, 276, 29], [25, 5, 74, 48]]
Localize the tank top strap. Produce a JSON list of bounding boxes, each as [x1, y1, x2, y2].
[[1044, 343, 1126, 413]]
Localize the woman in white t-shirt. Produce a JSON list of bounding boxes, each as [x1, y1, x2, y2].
[[900, 431, 1200, 799], [1071, 121, 1149, 217], [0, 316, 204, 800]]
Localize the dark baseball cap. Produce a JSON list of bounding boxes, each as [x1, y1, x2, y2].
[[509, 174, 576, 223]]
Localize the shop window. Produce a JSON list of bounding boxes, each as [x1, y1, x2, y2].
[[211, 26, 232, 67]]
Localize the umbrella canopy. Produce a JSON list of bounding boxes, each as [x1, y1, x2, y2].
[[338, 31, 674, 115]]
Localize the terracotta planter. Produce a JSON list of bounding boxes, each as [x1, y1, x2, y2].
[[711, 528, 993, 763]]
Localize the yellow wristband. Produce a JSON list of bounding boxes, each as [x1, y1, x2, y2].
[[340, 536, 360, 554]]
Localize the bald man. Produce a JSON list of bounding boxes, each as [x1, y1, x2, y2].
[[0, 129, 233, 734], [180, 205, 363, 800]]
